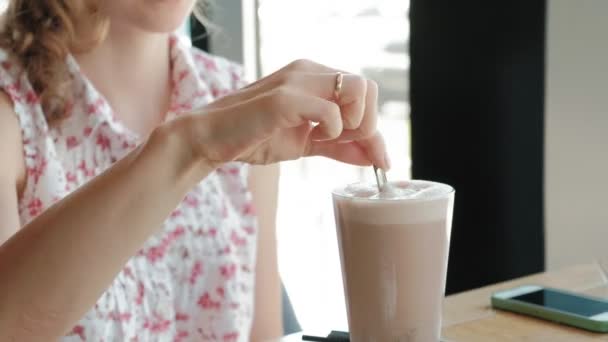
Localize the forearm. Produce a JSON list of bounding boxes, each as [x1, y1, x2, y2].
[[249, 165, 283, 341], [0, 121, 210, 340]]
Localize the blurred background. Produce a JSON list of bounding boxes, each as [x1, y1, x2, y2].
[[2, 0, 606, 335]]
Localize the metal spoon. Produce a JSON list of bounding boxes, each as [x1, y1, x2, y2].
[[373, 165, 388, 192]]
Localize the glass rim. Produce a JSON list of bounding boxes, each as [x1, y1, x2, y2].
[[332, 179, 455, 203]]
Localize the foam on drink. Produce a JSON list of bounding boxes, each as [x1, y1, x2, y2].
[[333, 180, 454, 225], [335, 180, 453, 200]]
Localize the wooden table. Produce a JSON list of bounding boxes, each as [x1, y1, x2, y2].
[[274, 258, 608, 341]]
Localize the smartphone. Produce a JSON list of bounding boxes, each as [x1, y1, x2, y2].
[[491, 285, 608, 333]]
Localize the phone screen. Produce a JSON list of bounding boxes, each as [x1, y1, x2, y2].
[[513, 289, 608, 317]]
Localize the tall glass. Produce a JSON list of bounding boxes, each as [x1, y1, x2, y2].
[[333, 180, 455, 341]]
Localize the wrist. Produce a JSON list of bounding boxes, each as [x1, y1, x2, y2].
[[148, 118, 215, 189]]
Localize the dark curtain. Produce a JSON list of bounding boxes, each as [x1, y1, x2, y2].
[[410, 1, 547, 294]]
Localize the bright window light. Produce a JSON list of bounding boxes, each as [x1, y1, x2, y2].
[[258, 0, 411, 332]]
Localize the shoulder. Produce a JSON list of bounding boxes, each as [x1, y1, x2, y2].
[[0, 90, 26, 193], [188, 46, 248, 92]]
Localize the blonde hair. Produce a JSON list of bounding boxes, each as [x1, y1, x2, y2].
[[0, 0, 208, 123]]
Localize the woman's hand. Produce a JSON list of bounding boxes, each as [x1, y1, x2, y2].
[[179, 59, 390, 170]]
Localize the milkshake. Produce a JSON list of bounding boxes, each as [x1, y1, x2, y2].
[[333, 180, 454, 342]]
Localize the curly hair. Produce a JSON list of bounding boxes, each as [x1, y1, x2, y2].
[[0, 1, 108, 122], [0, 1, 209, 124]]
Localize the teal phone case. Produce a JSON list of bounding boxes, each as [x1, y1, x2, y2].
[[491, 286, 608, 333]]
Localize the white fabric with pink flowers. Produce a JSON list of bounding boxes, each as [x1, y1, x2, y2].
[[0, 34, 258, 341]]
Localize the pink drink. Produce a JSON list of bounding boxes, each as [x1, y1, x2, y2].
[[333, 180, 454, 342]]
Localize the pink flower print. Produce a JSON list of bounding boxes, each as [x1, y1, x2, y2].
[[87, 98, 104, 115], [145, 245, 165, 263], [210, 85, 221, 98], [197, 292, 221, 310], [175, 312, 189, 322], [195, 54, 218, 72], [196, 227, 217, 237], [25, 90, 39, 105], [121, 140, 137, 150], [189, 260, 203, 285], [242, 226, 256, 235], [170, 226, 185, 239], [143, 315, 171, 333], [216, 287, 225, 298], [223, 332, 239, 342], [228, 302, 240, 310], [218, 245, 231, 255], [96, 132, 111, 151], [227, 167, 240, 176], [135, 281, 145, 305], [108, 311, 132, 322], [5, 82, 22, 102], [65, 172, 77, 183], [174, 331, 189, 342], [70, 325, 86, 340], [241, 264, 252, 273], [220, 263, 237, 279], [183, 194, 199, 208], [27, 198, 43, 217], [242, 201, 256, 216], [170, 209, 182, 218], [177, 69, 189, 82], [230, 230, 247, 247], [77, 160, 95, 177], [66, 136, 79, 149], [28, 156, 47, 184], [83, 126, 93, 137], [145, 226, 185, 263], [123, 266, 135, 279]]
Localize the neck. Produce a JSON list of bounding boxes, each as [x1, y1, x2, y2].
[[73, 23, 173, 135], [76, 22, 172, 90]]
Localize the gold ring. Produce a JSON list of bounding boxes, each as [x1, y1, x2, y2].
[[334, 72, 343, 101]]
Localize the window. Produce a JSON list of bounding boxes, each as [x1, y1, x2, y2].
[[256, 0, 411, 331]]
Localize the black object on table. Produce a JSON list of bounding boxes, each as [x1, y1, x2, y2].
[[302, 331, 349, 341]]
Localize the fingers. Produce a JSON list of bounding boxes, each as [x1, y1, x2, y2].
[[305, 140, 371, 166], [306, 73, 367, 130], [217, 59, 374, 136], [307, 131, 391, 170], [239, 59, 346, 95], [274, 72, 368, 131], [260, 88, 343, 140], [337, 79, 379, 141], [356, 131, 390, 170]]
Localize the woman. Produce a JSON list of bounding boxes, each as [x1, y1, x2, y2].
[[0, 1, 389, 341]]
